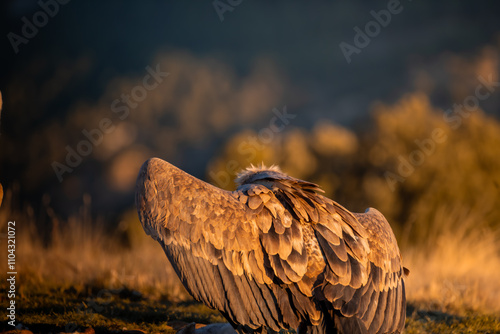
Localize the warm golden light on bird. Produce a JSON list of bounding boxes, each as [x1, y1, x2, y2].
[[136, 158, 407, 334]]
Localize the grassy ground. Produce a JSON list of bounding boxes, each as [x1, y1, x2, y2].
[[0, 280, 499, 334], [0, 281, 225, 333]]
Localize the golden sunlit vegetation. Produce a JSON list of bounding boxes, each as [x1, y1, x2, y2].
[[1, 44, 500, 332]]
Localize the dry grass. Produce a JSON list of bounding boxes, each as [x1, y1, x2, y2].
[[0, 191, 188, 302], [402, 207, 500, 315]]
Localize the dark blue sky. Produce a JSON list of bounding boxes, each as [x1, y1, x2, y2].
[[3, 1, 500, 123]]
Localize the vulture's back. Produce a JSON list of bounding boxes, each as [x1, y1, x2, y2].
[[136, 158, 407, 334]]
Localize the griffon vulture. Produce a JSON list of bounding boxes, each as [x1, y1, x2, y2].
[[136, 158, 407, 334]]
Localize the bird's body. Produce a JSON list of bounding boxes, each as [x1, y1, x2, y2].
[[136, 158, 407, 334]]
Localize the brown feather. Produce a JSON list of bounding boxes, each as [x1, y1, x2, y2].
[[273, 215, 286, 235], [278, 227, 293, 259], [256, 209, 273, 233], [269, 254, 292, 284], [290, 220, 304, 253], [316, 232, 349, 278], [286, 248, 308, 277], [261, 227, 281, 256], [315, 222, 341, 246], [296, 277, 314, 297], [248, 195, 263, 210]]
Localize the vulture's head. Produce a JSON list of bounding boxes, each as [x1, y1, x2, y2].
[[234, 164, 284, 186]]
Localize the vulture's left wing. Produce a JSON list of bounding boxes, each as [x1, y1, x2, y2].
[[135, 158, 312, 331]]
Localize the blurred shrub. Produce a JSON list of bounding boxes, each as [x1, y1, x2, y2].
[[208, 92, 500, 245], [367, 93, 500, 242], [207, 122, 359, 192]]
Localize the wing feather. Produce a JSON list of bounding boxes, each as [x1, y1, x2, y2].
[[261, 225, 281, 256], [278, 227, 293, 259], [316, 231, 349, 277]]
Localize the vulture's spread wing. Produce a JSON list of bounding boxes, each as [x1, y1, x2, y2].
[[136, 158, 406, 333], [136, 158, 300, 331], [334, 209, 406, 333]]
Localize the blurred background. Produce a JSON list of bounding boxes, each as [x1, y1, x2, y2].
[[1, 0, 500, 316]]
